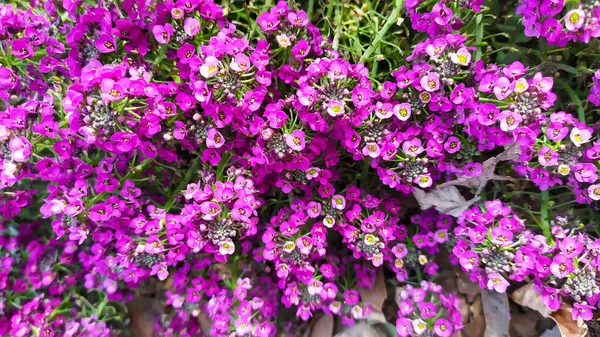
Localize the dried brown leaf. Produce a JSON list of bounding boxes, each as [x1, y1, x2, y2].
[[436, 142, 520, 193], [470, 295, 483, 318], [550, 306, 588, 337], [456, 272, 481, 301], [307, 314, 335, 337], [510, 284, 552, 318], [333, 322, 386, 337], [358, 267, 386, 312], [198, 311, 213, 336], [127, 297, 156, 337], [459, 297, 470, 324], [461, 314, 486, 337], [510, 284, 588, 337], [412, 186, 479, 217], [481, 289, 510, 337]]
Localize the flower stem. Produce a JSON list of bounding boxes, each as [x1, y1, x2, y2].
[[560, 81, 586, 123], [540, 189, 553, 244], [474, 14, 483, 62], [359, 0, 403, 63]]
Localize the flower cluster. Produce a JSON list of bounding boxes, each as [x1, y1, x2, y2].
[[517, 0, 600, 45], [452, 202, 600, 320], [395, 282, 462, 337], [0, 0, 599, 335], [404, 0, 484, 36]]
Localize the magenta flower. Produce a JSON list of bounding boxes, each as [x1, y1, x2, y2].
[[459, 250, 479, 271], [538, 146, 558, 167], [362, 142, 381, 158], [493, 77, 514, 100], [285, 130, 306, 151], [219, 239, 235, 255], [184, 17, 200, 36], [487, 273, 509, 292], [328, 60, 348, 80], [420, 72, 441, 92], [9, 137, 32, 162], [206, 128, 225, 149], [588, 184, 600, 201], [95, 34, 116, 53], [433, 318, 453, 337], [152, 24, 173, 44], [573, 302, 594, 321], [498, 110, 522, 131], [550, 254, 573, 278], [402, 138, 424, 157], [490, 227, 513, 246]]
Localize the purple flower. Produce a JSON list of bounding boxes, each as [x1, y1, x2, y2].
[[550, 254, 573, 278], [9, 137, 32, 162], [588, 184, 600, 201], [152, 24, 173, 44], [328, 60, 348, 81], [573, 302, 594, 321], [285, 130, 306, 151], [486, 273, 509, 292], [206, 128, 225, 149], [95, 34, 116, 53], [493, 77, 514, 100], [184, 17, 200, 36], [420, 72, 441, 92], [498, 110, 522, 131], [402, 138, 424, 157], [463, 162, 482, 177], [433, 318, 453, 337]]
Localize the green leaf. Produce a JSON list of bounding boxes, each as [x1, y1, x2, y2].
[[554, 63, 580, 76], [514, 33, 532, 44], [368, 321, 398, 337]]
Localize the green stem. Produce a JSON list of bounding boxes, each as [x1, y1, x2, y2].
[[474, 14, 484, 62], [540, 190, 553, 243], [359, 0, 404, 63], [560, 82, 586, 123], [332, 4, 343, 51], [165, 157, 200, 212], [306, 0, 314, 19]]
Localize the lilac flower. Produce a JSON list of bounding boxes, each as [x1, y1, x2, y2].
[[487, 273, 510, 292], [394, 103, 412, 121], [285, 130, 306, 151], [434, 318, 453, 337], [95, 34, 116, 53], [588, 184, 600, 201], [573, 303, 594, 320], [420, 72, 441, 92], [449, 48, 471, 66], [153, 24, 173, 44], [184, 17, 200, 36], [564, 9, 585, 31], [200, 56, 219, 78], [9, 137, 32, 162], [550, 254, 573, 278]]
